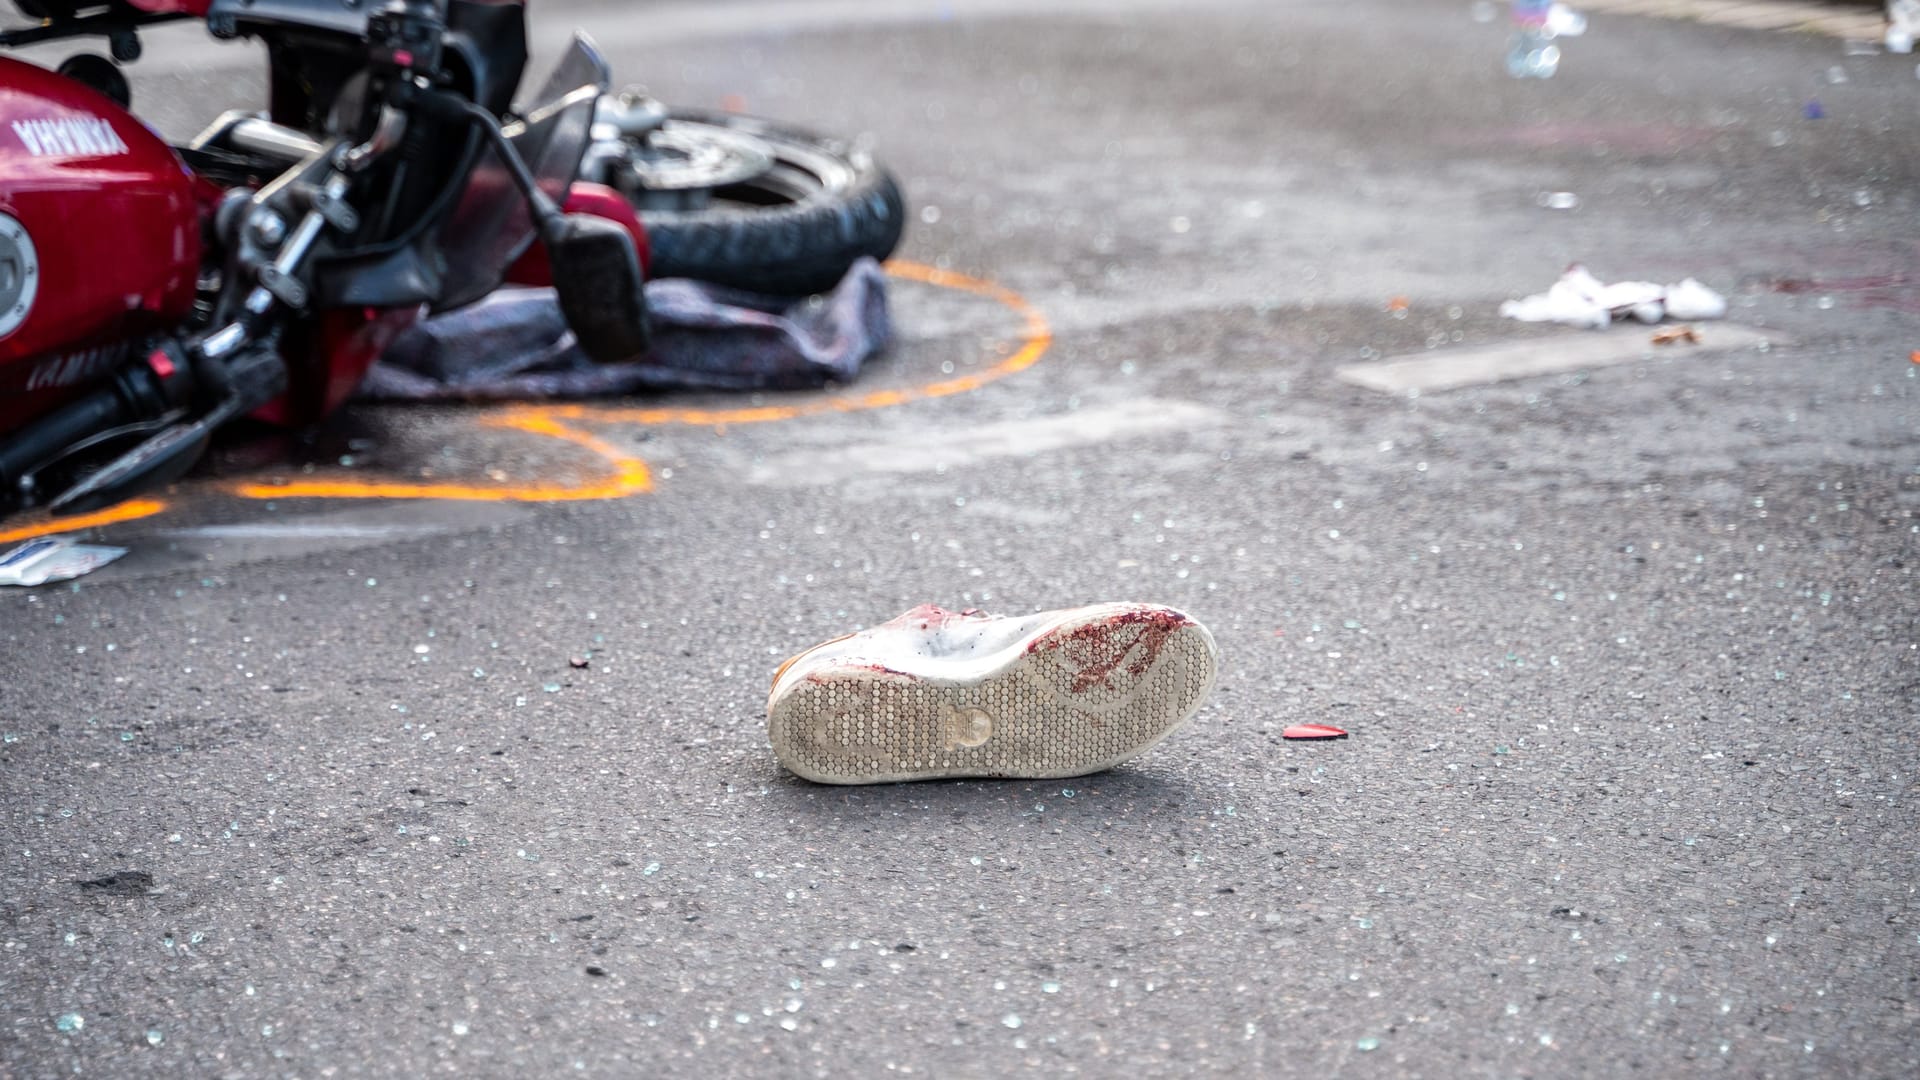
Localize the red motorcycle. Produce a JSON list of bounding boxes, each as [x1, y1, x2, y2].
[[0, 0, 903, 520]]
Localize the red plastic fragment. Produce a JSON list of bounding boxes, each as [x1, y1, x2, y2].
[[1283, 724, 1349, 741]]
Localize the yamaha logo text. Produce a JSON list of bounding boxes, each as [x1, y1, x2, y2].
[[11, 116, 130, 158]]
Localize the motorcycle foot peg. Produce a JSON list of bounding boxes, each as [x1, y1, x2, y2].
[[543, 213, 651, 365]]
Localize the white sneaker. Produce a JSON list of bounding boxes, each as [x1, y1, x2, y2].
[[766, 602, 1219, 784]]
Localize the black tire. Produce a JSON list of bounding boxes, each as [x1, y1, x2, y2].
[[635, 110, 906, 296]]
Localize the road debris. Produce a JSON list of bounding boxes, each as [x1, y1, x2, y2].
[[1651, 326, 1700, 346], [569, 656, 591, 669], [73, 870, 155, 896], [1505, 2, 1585, 79], [1507, 0, 1561, 79], [1499, 265, 1727, 329], [1892, 0, 1920, 53], [0, 536, 128, 587], [1282, 723, 1350, 740]]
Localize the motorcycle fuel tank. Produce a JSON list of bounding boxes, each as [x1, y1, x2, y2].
[[0, 56, 201, 419]]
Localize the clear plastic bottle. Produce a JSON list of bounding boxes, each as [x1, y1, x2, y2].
[[1506, 0, 1560, 79]]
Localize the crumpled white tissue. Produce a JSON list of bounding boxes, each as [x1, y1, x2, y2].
[[1499, 265, 1728, 329], [1887, 0, 1919, 54], [1547, 3, 1588, 37]]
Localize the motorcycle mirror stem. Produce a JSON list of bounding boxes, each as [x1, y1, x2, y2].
[[413, 89, 652, 364], [362, 0, 647, 363]]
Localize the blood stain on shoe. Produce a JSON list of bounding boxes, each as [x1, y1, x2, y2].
[[1031, 608, 1188, 693]]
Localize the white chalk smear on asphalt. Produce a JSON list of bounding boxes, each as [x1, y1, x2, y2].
[[115, 500, 533, 580], [1335, 323, 1785, 395], [749, 398, 1222, 485]]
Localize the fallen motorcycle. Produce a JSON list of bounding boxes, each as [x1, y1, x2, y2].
[[0, 0, 903, 521]]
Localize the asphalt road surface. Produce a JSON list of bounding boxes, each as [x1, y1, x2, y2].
[[3, 0, 1917, 1075]]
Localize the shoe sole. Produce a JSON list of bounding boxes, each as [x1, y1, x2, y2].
[[767, 607, 1218, 784]]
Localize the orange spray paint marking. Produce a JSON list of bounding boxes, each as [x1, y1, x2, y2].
[[226, 260, 1052, 506], [0, 499, 168, 544], [537, 260, 1052, 429], [9, 262, 1051, 525], [227, 411, 651, 503]]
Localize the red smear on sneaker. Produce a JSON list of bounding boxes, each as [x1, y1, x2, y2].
[[1031, 608, 1189, 693], [1283, 724, 1349, 740]]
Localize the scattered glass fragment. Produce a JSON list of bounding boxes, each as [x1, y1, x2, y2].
[[1283, 724, 1349, 740], [1356, 1036, 1380, 1051], [1002, 1014, 1023, 1029], [55, 1013, 84, 1032], [146, 1028, 164, 1046]]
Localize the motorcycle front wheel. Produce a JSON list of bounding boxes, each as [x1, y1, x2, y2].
[[625, 110, 906, 296]]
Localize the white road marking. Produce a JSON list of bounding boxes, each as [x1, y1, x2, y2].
[[1335, 324, 1783, 394]]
